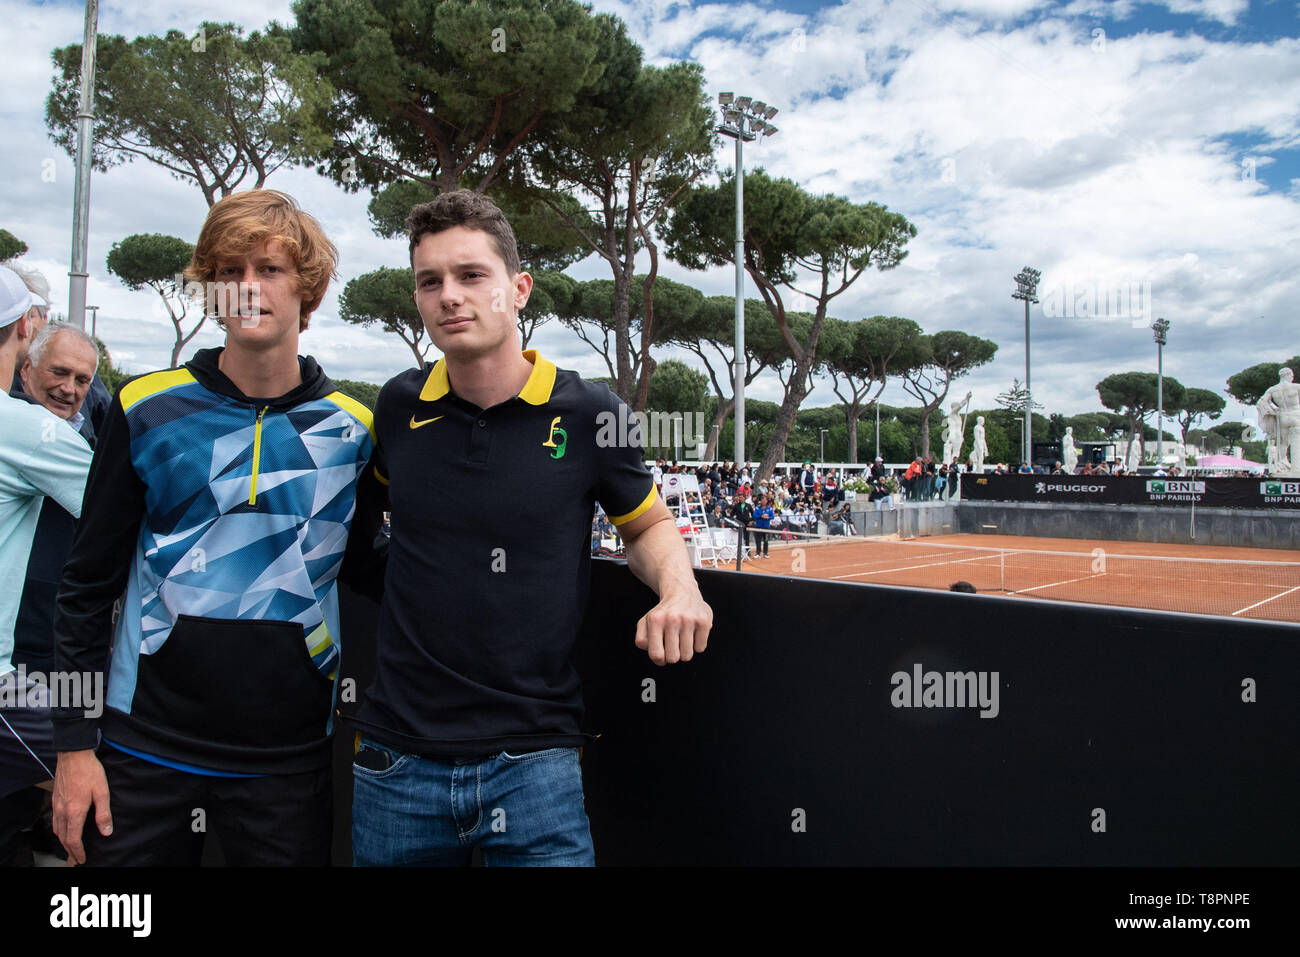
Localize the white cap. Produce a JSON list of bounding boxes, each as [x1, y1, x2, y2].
[[0, 265, 35, 328]]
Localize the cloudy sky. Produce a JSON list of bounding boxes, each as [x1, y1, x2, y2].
[[2, 0, 1297, 426]]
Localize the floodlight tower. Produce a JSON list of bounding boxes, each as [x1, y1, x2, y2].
[[68, 0, 100, 330], [1011, 267, 1041, 465], [716, 92, 778, 469], [1152, 317, 1170, 468]]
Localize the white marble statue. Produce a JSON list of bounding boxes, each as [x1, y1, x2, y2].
[[941, 391, 973, 464], [1126, 433, 1142, 471], [968, 416, 987, 473], [1061, 426, 1078, 473], [1257, 367, 1300, 476]]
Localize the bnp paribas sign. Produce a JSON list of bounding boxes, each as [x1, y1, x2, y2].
[[1261, 481, 1300, 495], [1261, 481, 1300, 503], [1145, 480, 1205, 501]]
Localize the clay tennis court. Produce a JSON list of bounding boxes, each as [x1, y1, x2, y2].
[[733, 532, 1300, 623]]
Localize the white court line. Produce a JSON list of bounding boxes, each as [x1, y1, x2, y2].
[[831, 553, 1001, 581], [816, 549, 980, 575], [1231, 583, 1300, 617], [1011, 573, 1106, 595]]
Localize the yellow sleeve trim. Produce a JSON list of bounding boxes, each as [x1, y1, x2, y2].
[[324, 391, 376, 441], [609, 485, 658, 526], [373, 465, 389, 486], [119, 368, 197, 412]]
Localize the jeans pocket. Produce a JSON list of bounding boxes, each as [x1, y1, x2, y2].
[[352, 737, 413, 779], [498, 746, 572, 763]]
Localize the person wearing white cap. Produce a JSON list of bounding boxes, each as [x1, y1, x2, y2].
[[7, 264, 112, 436], [0, 264, 94, 863], [3, 264, 49, 372]]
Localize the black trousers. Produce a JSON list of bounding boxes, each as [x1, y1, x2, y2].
[[754, 528, 770, 556], [0, 787, 43, 866], [81, 744, 331, 866]]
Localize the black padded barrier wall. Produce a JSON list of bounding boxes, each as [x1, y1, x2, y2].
[[334, 561, 1299, 866]]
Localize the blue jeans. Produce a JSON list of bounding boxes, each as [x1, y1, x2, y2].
[[351, 736, 595, 866]]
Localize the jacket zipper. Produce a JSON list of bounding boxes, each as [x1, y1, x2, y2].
[[248, 405, 269, 505]]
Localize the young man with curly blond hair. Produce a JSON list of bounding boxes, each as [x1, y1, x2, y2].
[[51, 189, 377, 865]]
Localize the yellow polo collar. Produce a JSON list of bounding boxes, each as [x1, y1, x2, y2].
[[418, 349, 557, 405]]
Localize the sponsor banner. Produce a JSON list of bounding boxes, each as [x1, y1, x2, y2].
[[960, 474, 1300, 508]]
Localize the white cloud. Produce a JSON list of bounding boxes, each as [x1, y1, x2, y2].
[[1156, 0, 1250, 26], [926, 0, 1052, 20], [1060, 0, 1138, 18]]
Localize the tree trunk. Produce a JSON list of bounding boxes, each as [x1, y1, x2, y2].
[[757, 358, 813, 481], [611, 269, 633, 403], [705, 395, 734, 460], [632, 245, 660, 412], [846, 402, 860, 464], [407, 337, 426, 369]]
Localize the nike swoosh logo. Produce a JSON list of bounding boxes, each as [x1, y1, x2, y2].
[[409, 414, 444, 429]]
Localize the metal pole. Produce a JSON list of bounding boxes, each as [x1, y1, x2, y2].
[[1156, 340, 1164, 469], [1023, 298, 1032, 466], [875, 402, 880, 460], [733, 134, 745, 469], [68, 0, 99, 331]]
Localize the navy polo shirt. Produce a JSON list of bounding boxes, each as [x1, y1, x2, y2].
[[352, 350, 657, 758]]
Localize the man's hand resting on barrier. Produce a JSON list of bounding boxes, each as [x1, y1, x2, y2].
[[618, 496, 714, 666]]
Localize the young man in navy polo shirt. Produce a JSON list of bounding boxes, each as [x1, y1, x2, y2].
[[350, 190, 712, 866]]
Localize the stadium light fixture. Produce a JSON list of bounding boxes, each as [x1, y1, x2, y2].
[[1011, 266, 1041, 465], [717, 91, 780, 470], [68, 0, 101, 331], [1152, 317, 1171, 467]]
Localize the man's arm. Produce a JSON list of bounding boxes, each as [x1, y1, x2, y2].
[[16, 413, 93, 516], [338, 455, 390, 603], [51, 395, 146, 864], [617, 498, 713, 667]]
